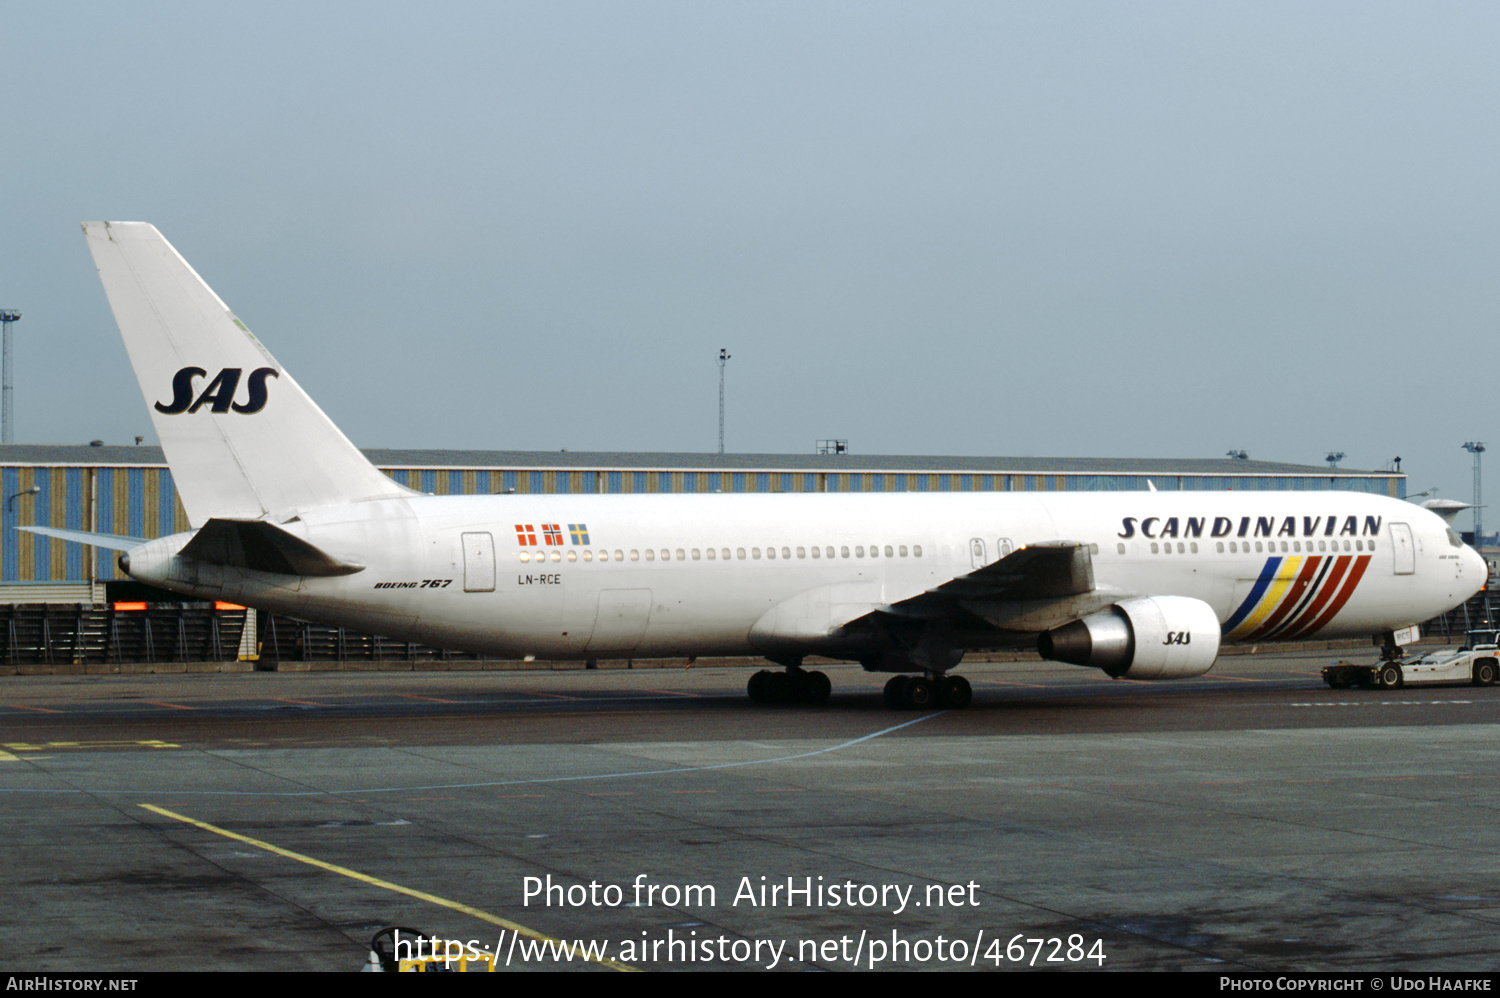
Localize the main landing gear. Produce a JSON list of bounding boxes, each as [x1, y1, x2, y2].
[[747, 667, 832, 705], [745, 661, 975, 710], [883, 673, 972, 710]]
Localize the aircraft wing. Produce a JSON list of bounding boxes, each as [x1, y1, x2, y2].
[[902, 540, 1093, 605], [872, 540, 1125, 633]]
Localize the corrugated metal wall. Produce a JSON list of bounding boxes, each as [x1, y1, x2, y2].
[[0, 467, 188, 582], [0, 461, 1404, 582]]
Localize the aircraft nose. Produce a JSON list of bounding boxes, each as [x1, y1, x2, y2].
[[1464, 544, 1489, 595]]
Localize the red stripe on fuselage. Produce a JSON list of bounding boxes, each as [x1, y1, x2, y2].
[[1283, 555, 1371, 640], [1272, 555, 1354, 641]]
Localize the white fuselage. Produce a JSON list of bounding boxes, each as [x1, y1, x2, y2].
[[122, 489, 1485, 663]]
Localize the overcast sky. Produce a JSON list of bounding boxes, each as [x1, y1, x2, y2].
[[5, 2, 1497, 505]]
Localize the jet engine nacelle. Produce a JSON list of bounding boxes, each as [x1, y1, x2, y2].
[[1037, 595, 1221, 680]]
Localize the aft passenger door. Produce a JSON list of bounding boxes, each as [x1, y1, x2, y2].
[[586, 589, 653, 653], [462, 531, 496, 591]]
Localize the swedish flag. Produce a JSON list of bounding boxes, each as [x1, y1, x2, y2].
[[569, 523, 590, 545]]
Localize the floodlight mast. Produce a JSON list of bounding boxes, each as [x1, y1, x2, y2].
[[1464, 442, 1486, 548]]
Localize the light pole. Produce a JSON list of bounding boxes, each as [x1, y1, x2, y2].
[[6, 485, 37, 512], [717, 348, 730, 455], [0, 310, 20, 444]]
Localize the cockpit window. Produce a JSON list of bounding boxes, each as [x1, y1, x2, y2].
[[1448, 527, 1464, 548]]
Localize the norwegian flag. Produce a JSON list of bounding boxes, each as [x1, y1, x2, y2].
[[542, 524, 564, 545], [514, 524, 538, 546]]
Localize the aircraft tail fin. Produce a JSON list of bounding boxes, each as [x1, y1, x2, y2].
[[82, 222, 411, 528]]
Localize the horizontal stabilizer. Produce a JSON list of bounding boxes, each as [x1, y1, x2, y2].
[[179, 518, 365, 577], [17, 525, 147, 552]]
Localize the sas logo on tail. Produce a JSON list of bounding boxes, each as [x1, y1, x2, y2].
[[156, 367, 279, 415]]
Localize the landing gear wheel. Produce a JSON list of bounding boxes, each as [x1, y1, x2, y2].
[[937, 675, 973, 708], [751, 668, 831, 705], [883, 675, 910, 709], [1377, 663, 1403, 689], [904, 676, 935, 709], [1473, 661, 1497, 687]]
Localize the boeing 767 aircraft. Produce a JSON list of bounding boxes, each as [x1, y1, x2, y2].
[[26, 222, 1487, 710]]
